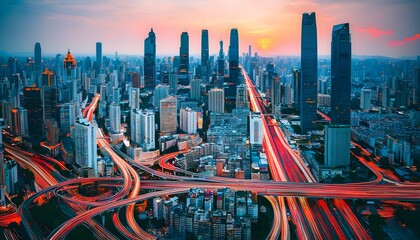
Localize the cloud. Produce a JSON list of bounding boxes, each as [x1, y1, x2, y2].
[[388, 33, 420, 46], [357, 27, 394, 37]]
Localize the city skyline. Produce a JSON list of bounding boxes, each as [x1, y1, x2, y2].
[[1, 0, 419, 57]]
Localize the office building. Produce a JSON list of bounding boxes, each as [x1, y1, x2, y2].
[[250, 112, 262, 145], [324, 125, 351, 167], [300, 12, 318, 133], [129, 87, 140, 110], [209, 88, 225, 113], [42, 86, 58, 125], [180, 107, 198, 134], [179, 32, 189, 85], [144, 29, 156, 89], [331, 23, 351, 125], [201, 29, 209, 82], [74, 118, 98, 176], [271, 76, 282, 114], [42, 68, 54, 87], [63, 49, 77, 80], [236, 84, 248, 109], [227, 28, 239, 98], [153, 84, 169, 110], [160, 96, 177, 135], [140, 109, 155, 150], [169, 73, 178, 95], [190, 78, 202, 101], [11, 107, 28, 136], [60, 102, 76, 134], [109, 102, 121, 133], [153, 198, 164, 220], [360, 89, 372, 110], [4, 160, 18, 195], [34, 42, 42, 71], [96, 42, 102, 72], [130, 109, 141, 146], [217, 40, 225, 89], [22, 86, 43, 136]]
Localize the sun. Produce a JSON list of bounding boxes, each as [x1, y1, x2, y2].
[[258, 38, 272, 50]]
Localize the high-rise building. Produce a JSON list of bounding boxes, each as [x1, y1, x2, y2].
[[324, 125, 350, 167], [190, 78, 202, 101], [249, 112, 262, 145], [34, 42, 42, 71], [153, 84, 169, 110], [59, 102, 76, 134], [414, 67, 420, 106], [300, 12, 318, 133], [109, 102, 121, 133], [293, 69, 301, 106], [160, 96, 177, 135], [236, 84, 248, 109], [144, 29, 156, 89], [140, 109, 155, 150], [227, 28, 239, 98], [209, 88, 225, 113], [129, 87, 140, 110], [42, 68, 54, 87], [42, 86, 58, 125], [216, 40, 225, 89], [201, 30, 209, 82], [360, 89, 372, 110], [96, 42, 102, 72], [64, 49, 77, 80], [331, 23, 351, 125], [131, 72, 141, 89], [153, 198, 164, 220], [74, 118, 98, 176], [271, 76, 282, 114], [179, 32, 189, 85], [0, 119, 5, 205], [130, 109, 141, 146], [46, 120, 59, 146], [22, 86, 43, 136], [169, 73, 178, 95], [11, 107, 28, 136], [4, 160, 18, 195], [180, 107, 198, 134]]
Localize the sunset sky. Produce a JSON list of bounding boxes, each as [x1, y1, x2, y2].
[[1, 0, 419, 57]]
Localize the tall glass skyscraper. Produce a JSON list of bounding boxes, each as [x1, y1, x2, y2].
[[34, 42, 42, 71], [331, 23, 351, 125], [227, 28, 239, 98], [96, 42, 102, 71], [144, 28, 156, 89], [179, 32, 189, 85], [201, 29, 209, 82], [300, 12, 318, 134]]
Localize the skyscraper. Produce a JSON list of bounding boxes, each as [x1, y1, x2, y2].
[[144, 29, 156, 89], [217, 40, 225, 89], [209, 88, 225, 113], [34, 42, 42, 71], [324, 125, 350, 167], [331, 23, 351, 125], [64, 49, 77, 80], [109, 102, 121, 133], [360, 89, 372, 110], [96, 42, 102, 72], [236, 84, 248, 109], [74, 118, 98, 176], [300, 12, 318, 134], [42, 68, 54, 87], [130, 109, 141, 145], [227, 28, 239, 98], [153, 85, 169, 110], [271, 76, 282, 114], [160, 96, 177, 135], [190, 78, 202, 101], [22, 87, 43, 136], [140, 109, 155, 150], [42, 86, 58, 125], [201, 30, 209, 82], [180, 107, 198, 134], [179, 32, 189, 85]]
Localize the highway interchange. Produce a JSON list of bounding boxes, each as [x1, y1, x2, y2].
[[2, 66, 420, 239]]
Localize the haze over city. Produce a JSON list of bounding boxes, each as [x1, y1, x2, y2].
[[1, 0, 419, 57]]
